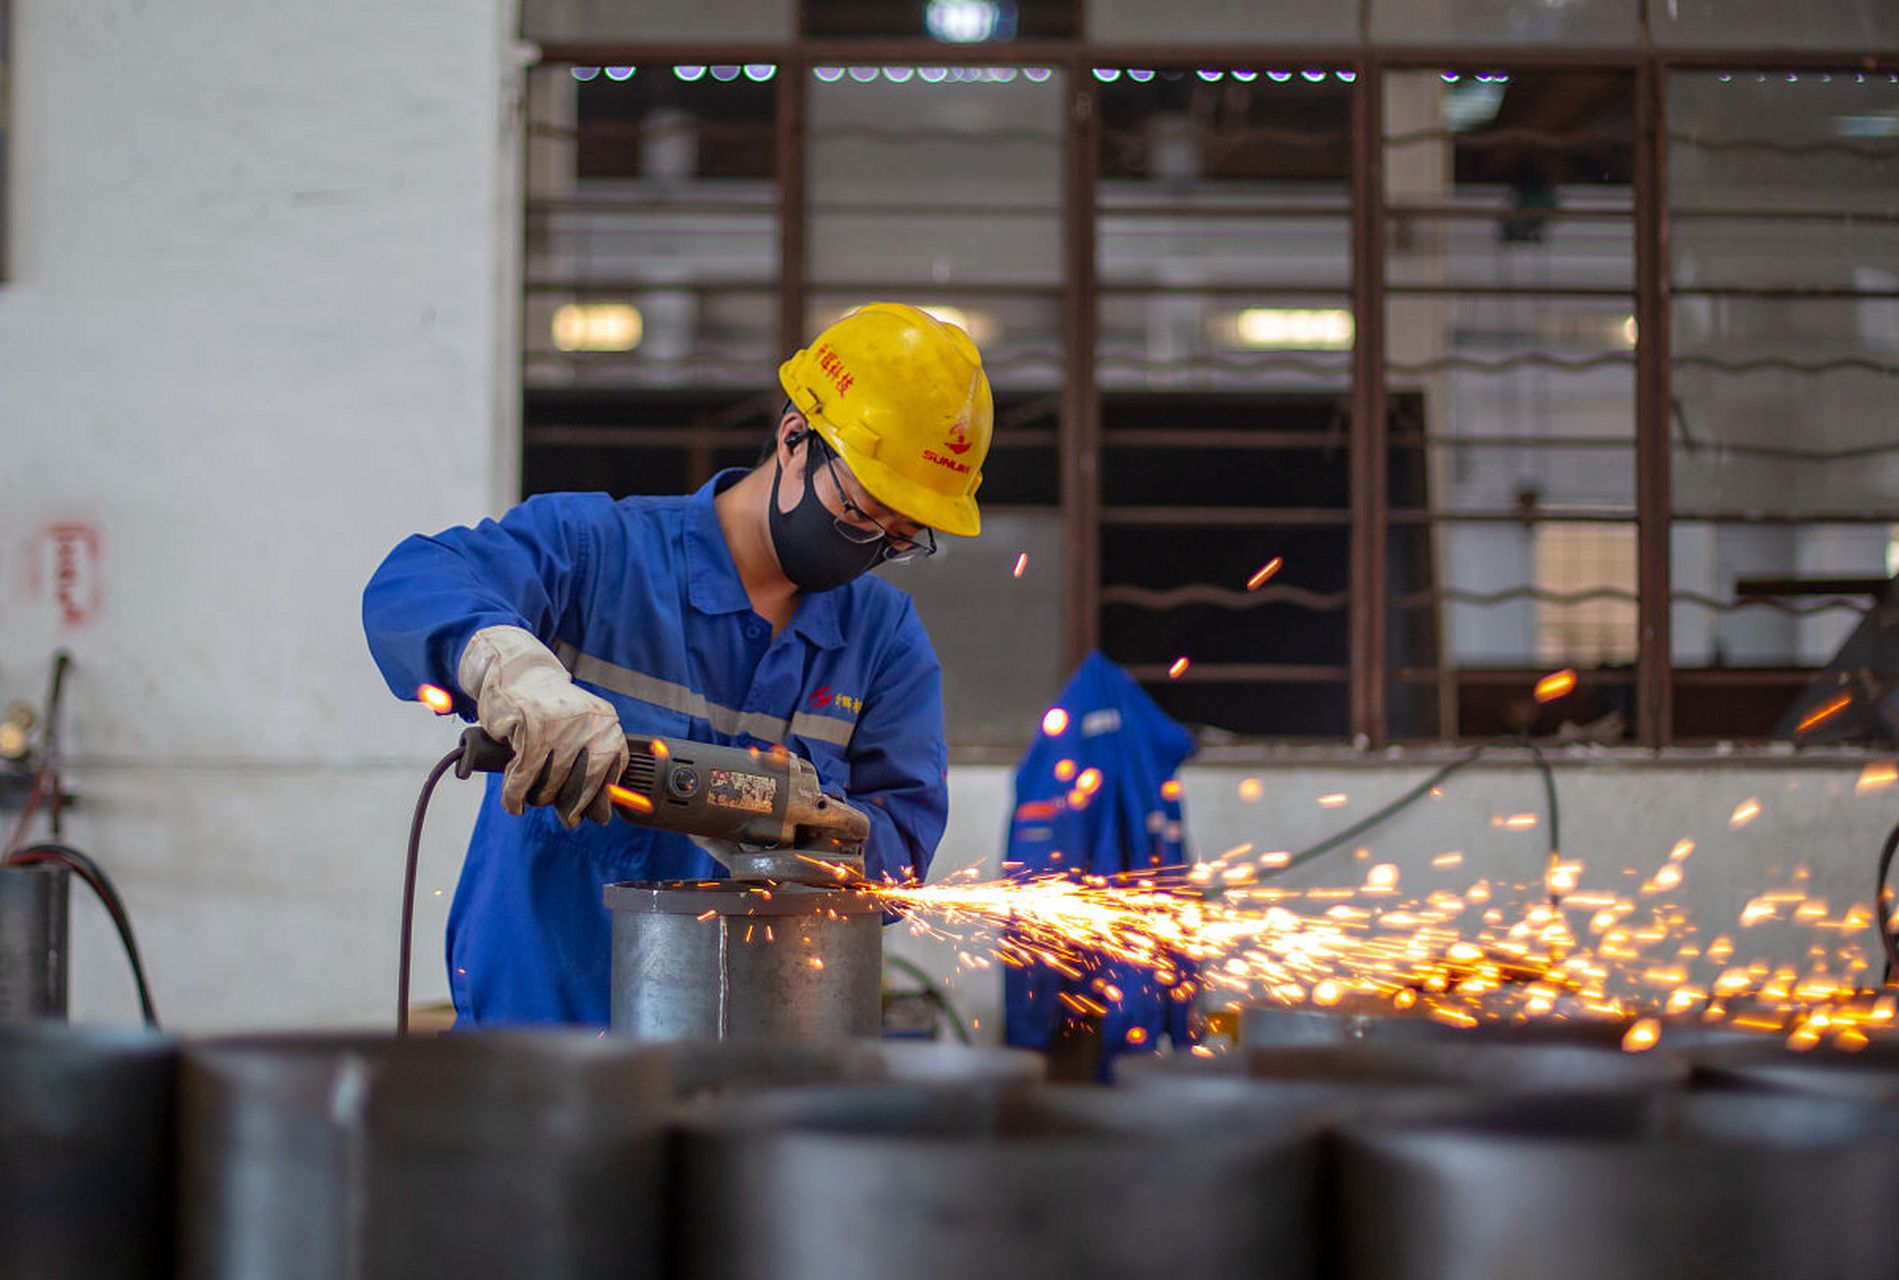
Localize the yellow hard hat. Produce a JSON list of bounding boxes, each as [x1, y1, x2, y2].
[[778, 302, 993, 538]]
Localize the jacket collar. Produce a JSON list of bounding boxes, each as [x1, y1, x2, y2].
[[684, 468, 845, 650]]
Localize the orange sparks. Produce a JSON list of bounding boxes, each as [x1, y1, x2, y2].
[[1432, 851, 1464, 868], [1042, 707, 1070, 736], [1492, 813, 1538, 831], [1054, 758, 1078, 783], [416, 683, 455, 715], [607, 784, 654, 814], [1729, 797, 1762, 829], [1318, 792, 1348, 809], [1621, 1017, 1661, 1052], [1237, 778, 1264, 802], [1075, 767, 1103, 796], [1857, 762, 1898, 794], [1167, 656, 1190, 679], [1533, 669, 1578, 703], [1125, 1026, 1148, 1045], [1012, 552, 1029, 578], [1795, 692, 1853, 735], [1160, 779, 1183, 801], [1245, 557, 1284, 591], [1366, 864, 1399, 892]]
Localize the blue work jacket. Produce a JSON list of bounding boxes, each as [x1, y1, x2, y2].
[[362, 470, 949, 1026], [1003, 652, 1198, 1076]]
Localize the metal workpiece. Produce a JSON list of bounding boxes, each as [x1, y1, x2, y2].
[[1334, 1091, 1899, 1280], [0, 865, 69, 1023], [674, 1083, 1322, 1280], [178, 1031, 671, 1280], [1689, 1040, 1899, 1105], [1116, 1040, 1686, 1102], [660, 1038, 1045, 1099], [605, 880, 882, 1042], [0, 1024, 176, 1279], [1239, 996, 1637, 1050]]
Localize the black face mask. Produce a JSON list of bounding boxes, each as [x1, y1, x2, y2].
[[768, 441, 884, 593]]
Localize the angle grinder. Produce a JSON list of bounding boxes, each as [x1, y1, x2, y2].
[[453, 727, 871, 884]]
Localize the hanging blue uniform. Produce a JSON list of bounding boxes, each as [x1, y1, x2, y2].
[[362, 469, 949, 1026], [1003, 652, 1198, 1077]]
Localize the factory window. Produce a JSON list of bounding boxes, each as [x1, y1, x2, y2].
[[516, 34, 1899, 752]]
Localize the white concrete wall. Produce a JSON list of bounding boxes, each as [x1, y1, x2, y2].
[[0, 0, 524, 1028]]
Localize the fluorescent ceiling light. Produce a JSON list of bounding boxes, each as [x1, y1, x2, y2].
[[1232, 308, 1354, 350], [552, 304, 643, 353]]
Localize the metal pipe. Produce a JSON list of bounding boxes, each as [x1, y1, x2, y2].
[[1335, 1092, 1899, 1279], [0, 1025, 176, 1279], [1238, 995, 1640, 1049], [675, 1084, 1322, 1280], [0, 866, 69, 1023], [1690, 1040, 1899, 1105], [178, 1032, 670, 1280], [605, 881, 882, 1041], [660, 1039, 1045, 1099], [1116, 1040, 1686, 1098]]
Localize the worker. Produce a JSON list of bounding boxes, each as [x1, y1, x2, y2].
[[362, 303, 992, 1025]]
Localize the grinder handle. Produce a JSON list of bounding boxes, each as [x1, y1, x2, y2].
[[453, 727, 599, 820], [455, 727, 514, 778]]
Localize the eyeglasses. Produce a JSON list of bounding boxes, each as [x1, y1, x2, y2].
[[812, 439, 937, 563]]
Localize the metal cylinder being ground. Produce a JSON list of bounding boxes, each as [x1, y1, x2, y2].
[[1335, 1091, 1899, 1280], [675, 1083, 1322, 1280], [178, 1031, 671, 1280], [659, 1039, 1045, 1099], [0, 865, 69, 1023], [0, 1024, 176, 1279], [605, 880, 881, 1041]]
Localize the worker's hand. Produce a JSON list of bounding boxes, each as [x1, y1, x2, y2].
[[458, 625, 629, 828]]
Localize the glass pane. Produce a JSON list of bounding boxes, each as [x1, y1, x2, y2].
[[808, 68, 1064, 294], [1671, 70, 1899, 291], [1387, 294, 1636, 517], [1098, 67, 1354, 396], [1670, 71, 1899, 522], [524, 64, 779, 391], [524, 0, 794, 41], [1391, 519, 1638, 667], [902, 512, 1067, 747], [1669, 521, 1896, 741], [1670, 522, 1894, 668], [1653, 0, 1899, 50], [1090, 0, 1359, 45], [1370, 0, 1638, 46]]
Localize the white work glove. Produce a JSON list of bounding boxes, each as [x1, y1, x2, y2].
[[458, 625, 629, 828]]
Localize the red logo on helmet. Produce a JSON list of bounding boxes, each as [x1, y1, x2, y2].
[[945, 420, 972, 455]]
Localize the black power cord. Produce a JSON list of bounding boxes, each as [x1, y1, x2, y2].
[[398, 744, 467, 1036], [4, 841, 159, 1027], [1260, 737, 1564, 903], [1875, 812, 1899, 986]]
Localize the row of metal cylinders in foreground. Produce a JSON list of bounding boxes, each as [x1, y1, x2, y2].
[[8, 1021, 1899, 1280]]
